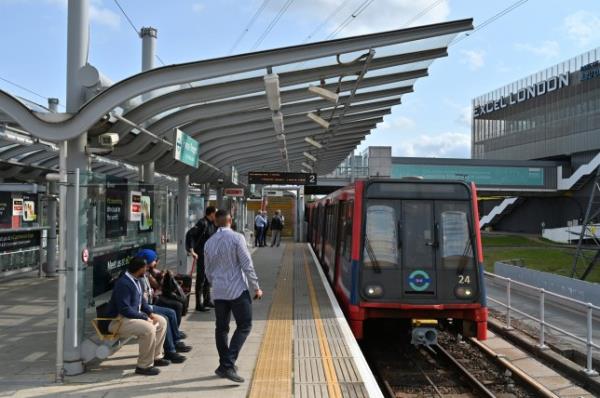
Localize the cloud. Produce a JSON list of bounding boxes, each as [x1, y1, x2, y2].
[[392, 132, 471, 158], [44, 0, 121, 29], [192, 2, 205, 14], [380, 115, 416, 130], [515, 40, 560, 58], [563, 11, 600, 46], [460, 49, 485, 71], [281, 0, 450, 39]]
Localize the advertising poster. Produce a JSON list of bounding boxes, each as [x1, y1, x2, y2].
[[129, 190, 142, 222], [92, 243, 156, 296], [23, 200, 36, 222], [0, 192, 11, 228], [0, 229, 41, 251], [138, 185, 154, 232], [105, 177, 128, 238], [12, 199, 23, 216]]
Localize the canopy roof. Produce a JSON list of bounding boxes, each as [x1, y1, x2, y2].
[[0, 19, 473, 184]]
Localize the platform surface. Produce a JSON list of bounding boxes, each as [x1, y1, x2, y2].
[[0, 242, 379, 397]]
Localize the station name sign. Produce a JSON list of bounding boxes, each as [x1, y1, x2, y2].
[[173, 128, 200, 168], [248, 171, 317, 185], [474, 73, 569, 117]]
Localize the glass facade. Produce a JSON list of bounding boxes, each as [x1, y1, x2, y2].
[[472, 48, 600, 161]]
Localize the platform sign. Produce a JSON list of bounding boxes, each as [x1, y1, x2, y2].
[[224, 188, 244, 197], [173, 128, 200, 168], [248, 171, 317, 185]]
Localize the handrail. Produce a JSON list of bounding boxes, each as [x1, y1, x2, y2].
[[485, 271, 599, 376]]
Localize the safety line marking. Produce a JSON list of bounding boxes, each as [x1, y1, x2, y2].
[[302, 247, 343, 398], [248, 245, 294, 398]]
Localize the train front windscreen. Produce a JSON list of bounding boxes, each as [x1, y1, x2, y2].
[[360, 181, 480, 303]]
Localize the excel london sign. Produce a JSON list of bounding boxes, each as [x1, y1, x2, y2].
[[473, 73, 570, 117]]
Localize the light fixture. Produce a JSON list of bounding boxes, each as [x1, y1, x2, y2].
[[272, 111, 284, 134], [264, 73, 281, 111], [303, 152, 317, 162], [304, 136, 323, 149], [301, 162, 313, 171], [308, 85, 339, 103], [307, 112, 330, 129]]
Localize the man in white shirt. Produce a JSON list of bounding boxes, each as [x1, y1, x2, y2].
[[204, 209, 263, 383]]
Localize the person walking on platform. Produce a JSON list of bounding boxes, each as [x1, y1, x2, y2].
[[187, 206, 217, 312], [204, 209, 263, 383], [106, 257, 169, 376], [270, 210, 284, 247]]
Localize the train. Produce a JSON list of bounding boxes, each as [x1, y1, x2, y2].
[[306, 179, 488, 343]]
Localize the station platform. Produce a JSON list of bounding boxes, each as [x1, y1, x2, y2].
[[0, 243, 380, 398]]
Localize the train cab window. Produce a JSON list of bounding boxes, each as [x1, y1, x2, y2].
[[439, 205, 474, 270], [364, 203, 399, 268]]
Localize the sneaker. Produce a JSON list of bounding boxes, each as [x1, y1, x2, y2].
[[175, 342, 192, 353], [135, 366, 160, 376], [153, 358, 171, 367], [164, 352, 186, 363], [178, 331, 188, 339]]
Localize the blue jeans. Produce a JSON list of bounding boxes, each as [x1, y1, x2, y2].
[[214, 290, 252, 370], [152, 305, 181, 353]]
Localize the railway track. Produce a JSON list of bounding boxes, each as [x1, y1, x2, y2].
[[363, 327, 538, 397]]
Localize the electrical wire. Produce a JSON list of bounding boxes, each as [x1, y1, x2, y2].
[[403, 0, 444, 27], [229, 0, 272, 54], [113, 0, 139, 35], [251, 0, 297, 50], [325, 0, 376, 40], [0, 76, 49, 102], [451, 0, 529, 46], [303, 0, 351, 43]]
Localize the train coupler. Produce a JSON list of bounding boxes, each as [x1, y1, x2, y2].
[[411, 319, 438, 346]]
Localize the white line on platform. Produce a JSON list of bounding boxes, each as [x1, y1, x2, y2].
[[307, 243, 384, 398]]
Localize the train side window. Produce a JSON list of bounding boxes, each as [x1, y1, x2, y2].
[[342, 201, 353, 261], [439, 206, 474, 270], [363, 202, 398, 268]]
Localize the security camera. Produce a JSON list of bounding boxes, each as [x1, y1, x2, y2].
[[98, 133, 119, 147]]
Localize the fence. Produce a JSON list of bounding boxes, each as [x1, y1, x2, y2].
[[485, 270, 599, 376]]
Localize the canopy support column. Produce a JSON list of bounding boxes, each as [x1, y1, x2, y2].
[[177, 175, 189, 275]]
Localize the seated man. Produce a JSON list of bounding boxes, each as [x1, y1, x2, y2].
[[136, 251, 191, 362], [106, 257, 169, 376]]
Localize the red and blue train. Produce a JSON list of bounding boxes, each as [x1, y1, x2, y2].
[[307, 179, 488, 341]]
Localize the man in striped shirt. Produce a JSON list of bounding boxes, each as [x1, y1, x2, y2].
[[204, 209, 263, 383]]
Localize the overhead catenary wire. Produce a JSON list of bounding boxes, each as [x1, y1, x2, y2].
[[403, 0, 445, 27], [0, 76, 50, 102], [113, 0, 139, 35], [230, 0, 272, 54], [451, 0, 529, 46], [251, 0, 297, 50], [325, 0, 376, 40], [303, 0, 351, 43]]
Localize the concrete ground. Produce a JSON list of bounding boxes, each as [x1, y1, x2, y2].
[[0, 243, 283, 398]]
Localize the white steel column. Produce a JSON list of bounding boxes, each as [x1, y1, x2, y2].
[[140, 27, 157, 184], [62, 0, 89, 377], [177, 176, 189, 275]]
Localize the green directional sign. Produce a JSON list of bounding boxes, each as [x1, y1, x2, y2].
[[173, 128, 199, 168]]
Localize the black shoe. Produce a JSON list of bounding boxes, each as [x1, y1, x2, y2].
[[221, 368, 244, 383], [195, 306, 210, 312], [164, 352, 186, 363], [205, 302, 215, 308], [135, 366, 160, 376], [178, 331, 188, 339], [175, 342, 192, 353], [154, 358, 171, 367]]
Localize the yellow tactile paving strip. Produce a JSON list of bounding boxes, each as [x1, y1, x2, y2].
[[248, 245, 294, 398], [303, 248, 343, 398]]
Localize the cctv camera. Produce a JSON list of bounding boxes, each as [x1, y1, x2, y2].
[[98, 133, 119, 148]]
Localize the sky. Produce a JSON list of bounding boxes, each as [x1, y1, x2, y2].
[[1, 0, 600, 160]]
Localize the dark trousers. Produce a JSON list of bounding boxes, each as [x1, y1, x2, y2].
[[214, 290, 252, 370], [254, 226, 264, 247], [156, 295, 184, 325], [195, 258, 211, 308], [152, 305, 181, 353]]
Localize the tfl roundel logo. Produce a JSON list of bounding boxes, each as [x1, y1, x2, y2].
[[408, 270, 432, 291]]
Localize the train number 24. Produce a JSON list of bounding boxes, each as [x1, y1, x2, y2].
[[458, 275, 471, 284]]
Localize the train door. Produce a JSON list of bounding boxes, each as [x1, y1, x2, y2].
[[401, 201, 437, 297]]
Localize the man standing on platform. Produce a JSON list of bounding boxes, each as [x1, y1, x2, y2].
[[205, 209, 263, 383], [187, 206, 217, 312]]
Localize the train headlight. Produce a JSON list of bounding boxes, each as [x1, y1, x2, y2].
[[364, 285, 384, 298], [455, 286, 474, 299]]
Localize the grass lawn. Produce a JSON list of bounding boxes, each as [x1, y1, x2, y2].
[[481, 234, 600, 283]]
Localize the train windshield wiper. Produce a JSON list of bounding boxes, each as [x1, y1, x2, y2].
[[364, 236, 382, 274]]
